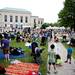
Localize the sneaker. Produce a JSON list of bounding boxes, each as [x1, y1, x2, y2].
[[47, 71, 50, 74], [54, 70, 57, 74], [65, 61, 67, 63], [69, 62, 71, 64]]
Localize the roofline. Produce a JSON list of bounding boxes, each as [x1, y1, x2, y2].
[[0, 7, 31, 14], [31, 16, 38, 18]]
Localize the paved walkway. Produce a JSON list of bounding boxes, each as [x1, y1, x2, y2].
[[47, 41, 75, 75]]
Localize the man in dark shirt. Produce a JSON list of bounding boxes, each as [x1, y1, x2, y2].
[[1, 37, 10, 61]]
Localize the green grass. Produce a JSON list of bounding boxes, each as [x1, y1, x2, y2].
[[0, 39, 33, 67], [40, 44, 48, 75], [34, 38, 48, 75], [10, 39, 31, 53], [0, 38, 48, 75], [62, 43, 75, 59]]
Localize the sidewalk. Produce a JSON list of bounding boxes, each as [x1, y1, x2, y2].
[[47, 41, 75, 75]]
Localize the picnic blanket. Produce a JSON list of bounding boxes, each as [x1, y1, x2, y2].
[[0, 53, 25, 59], [5, 62, 39, 75]]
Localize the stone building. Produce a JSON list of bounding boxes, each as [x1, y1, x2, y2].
[[0, 7, 44, 33]]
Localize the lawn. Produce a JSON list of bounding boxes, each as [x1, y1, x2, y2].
[[39, 44, 48, 75], [0, 38, 48, 75], [0, 39, 33, 67]]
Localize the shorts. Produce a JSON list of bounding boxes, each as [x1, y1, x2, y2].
[[67, 54, 71, 59], [5, 54, 9, 59], [3, 48, 9, 54], [49, 62, 55, 65]]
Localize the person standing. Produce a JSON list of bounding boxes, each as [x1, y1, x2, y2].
[[65, 45, 73, 64], [48, 44, 57, 74], [1, 36, 10, 61]]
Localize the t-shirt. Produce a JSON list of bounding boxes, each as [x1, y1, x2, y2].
[[1, 39, 10, 49], [35, 47, 40, 56], [53, 42, 61, 55], [67, 47, 73, 55], [48, 49, 56, 63]]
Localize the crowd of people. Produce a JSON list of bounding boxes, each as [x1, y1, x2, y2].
[[0, 29, 74, 75]]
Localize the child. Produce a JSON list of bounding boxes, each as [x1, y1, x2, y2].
[[56, 54, 63, 66], [48, 44, 57, 74], [65, 45, 73, 64]]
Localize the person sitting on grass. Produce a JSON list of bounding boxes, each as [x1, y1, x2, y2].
[[48, 44, 57, 74]]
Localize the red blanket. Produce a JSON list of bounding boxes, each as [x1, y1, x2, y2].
[[5, 63, 39, 75]]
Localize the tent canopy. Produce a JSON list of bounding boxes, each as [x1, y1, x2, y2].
[[46, 26, 65, 30]]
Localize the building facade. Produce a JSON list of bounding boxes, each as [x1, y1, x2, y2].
[[0, 7, 44, 33], [31, 16, 44, 28]]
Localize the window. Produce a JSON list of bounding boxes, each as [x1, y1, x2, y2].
[[38, 21, 40, 24], [34, 19, 36, 24], [16, 24, 18, 28], [25, 16, 28, 23], [15, 16, 18, 22], [41, 21, 43, 24], [0, 29, 2, 32], [21, 24, 23, 29], [10, 16, 13, 22], [5, 24, 7, 27], [20, 16, 23, 23], [4, 15, 7, 22], [10, 24, 13, 28]]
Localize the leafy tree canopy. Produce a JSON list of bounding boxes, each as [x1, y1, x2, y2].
[[58, 0, 75, 30], [41, 23, 50, 29]]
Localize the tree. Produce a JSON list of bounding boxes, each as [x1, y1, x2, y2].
[[41, 23, 50, 29], [52, 22, 60, 27], [58, 0, 75, 31]]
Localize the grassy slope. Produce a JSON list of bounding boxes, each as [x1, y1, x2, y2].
[[0, 38, 48, 75], [40, 44, 48, 75]]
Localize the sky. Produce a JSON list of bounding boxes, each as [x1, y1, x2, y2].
[[0, 0, 65, 23]]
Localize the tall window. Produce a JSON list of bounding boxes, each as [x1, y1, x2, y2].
[[10, 16, 13, 22], [16, 24, 18, 28], [25, 16, 28, 23], [4, 15, 7, 22], [38, 21, 40, 24], [41, 21, 43, 24], [20, 16, 23, 23], [15, 16, 18, 22], [21, 24, 23, 29], [5, 24, 7, 27], [10, 24, 13, 28], [34, 19, 36, 24]]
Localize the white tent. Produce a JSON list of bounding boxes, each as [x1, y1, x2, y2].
[[59, 27, 65, 29], [46, 26, 65, 30], [46, 26, 53, 29]]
